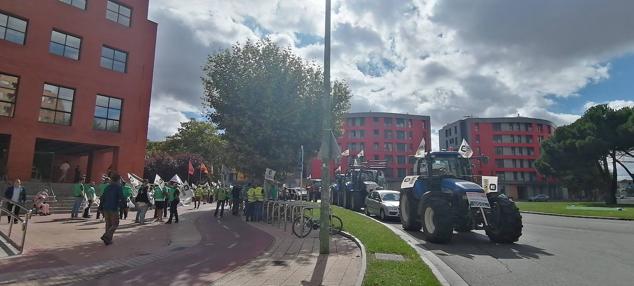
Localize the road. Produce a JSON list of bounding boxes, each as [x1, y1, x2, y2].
[[385, 213, 634, 286]]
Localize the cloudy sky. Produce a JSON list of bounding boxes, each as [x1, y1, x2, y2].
[[146, 0, 634, 152]]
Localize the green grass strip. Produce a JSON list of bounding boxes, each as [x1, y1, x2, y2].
[[516, 202, 634, 219], [331, 206, 441, 286]]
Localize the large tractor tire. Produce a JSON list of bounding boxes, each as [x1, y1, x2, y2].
[[344, 192, 352, 209], [400, 189, 421, 231], [421, 196, 453, 243], [485, 195, 523, 243], [351, 192, 363, 212]]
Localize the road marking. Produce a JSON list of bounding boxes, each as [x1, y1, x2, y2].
[[233, 232, 240, 238], [228, 242, 238, 249], [223, 225, 230, 230]]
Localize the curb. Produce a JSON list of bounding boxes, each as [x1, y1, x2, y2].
[[520, 211, 634, 221], [345, 209, 467, 286], [339, 230, 367, 286]]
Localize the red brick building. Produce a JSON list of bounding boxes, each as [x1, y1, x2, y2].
[[439, 117, 562, 200], [311, 112, 431, 186], [0, 0, 156, 182]]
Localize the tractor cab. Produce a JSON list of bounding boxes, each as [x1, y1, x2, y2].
[[413, 151, 472, 179]]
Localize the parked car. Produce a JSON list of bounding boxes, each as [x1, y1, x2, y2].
[[287, 187, 308, 201], [364, 190, 400, 220], [528, 194, 549, 202]]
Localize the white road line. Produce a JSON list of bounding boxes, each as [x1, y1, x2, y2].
[[233, 232, 241, 238], [222, 225, 230, 230], [228, 242, 238, 249]]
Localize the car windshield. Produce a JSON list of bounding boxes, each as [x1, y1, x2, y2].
[[382, 193, 399, 201], [431, 156, 468, 177], [360, 170, 376, 181]]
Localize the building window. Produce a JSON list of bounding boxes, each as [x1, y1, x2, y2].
[[407, 119, 413, 128], [373, 129, 379, 136], [493, 123, 502, 131], [384, 168, 393, 178], [94, 95, 122, 132], [525, 135, 533, 143], [49, 30, 81, 60], [495, 159, 504, 168], [100, 46, 128, 73], [373, 117, 379, 123], [396, 143, 407, 152], [397, 168, 406, 178], [384, 143, 393, 152], [397, 156, 406, 164], [396, 118, 405, 128], [495, 146, 503, 155], [537, 124, 543, 133], [396, 130, 405, 140], [384, 117, 392, 126], [39, 83, 74, 126], [384, 155, 393, 164], [374, 155, 379, 160], [59, 0, 86, 10], [356, 117, 365, 126], [0, 12, 27, 45], [106, 0, 131, 27], [493, 135, 502, 143], [408, 131, 413, 139], [373, 143, 379, 151], [384, 130, 393, 139], [348, 143, 357, 151], [0, 73, 19, 117]]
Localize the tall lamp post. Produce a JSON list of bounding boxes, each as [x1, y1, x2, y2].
[[319, 0, 332, 255]]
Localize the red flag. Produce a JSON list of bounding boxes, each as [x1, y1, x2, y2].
[[188, 160, 195, 176], [200, 163, 209, 174]]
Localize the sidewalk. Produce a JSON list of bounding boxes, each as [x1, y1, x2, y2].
[[214, 220, 363, 286]]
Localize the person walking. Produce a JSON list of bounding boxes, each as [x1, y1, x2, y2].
[[246, 184, 256, 222], [119, 182, 132, 220], [194, 185, 203, 209], [96, 177, 110, 221], [153, 184, 166, 222], [58, 161, 70, 183], [231, 184, 242, 216], [134, 180, 151, 224], [166, 182, 180, 224], [82, 182, 96, 218], [70, 177, 86, 219], [3, 179, 26, 223], [214, 185, 227, 218], [100, 173, 124, 246], [254, 185, 264, 221]]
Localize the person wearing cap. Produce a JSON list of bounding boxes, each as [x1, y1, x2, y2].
[[70, 176, 86, 219], [82, 182, 96, 218]]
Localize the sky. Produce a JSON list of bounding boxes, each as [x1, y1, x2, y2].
[[146, 0, 634, 157]]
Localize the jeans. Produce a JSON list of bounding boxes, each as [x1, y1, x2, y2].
[[119, 207, 129, 220], [254, 201, 263, 221], [245, 202, 254, 221], [232, 199, 241, 215], [135, 203, 149, 223], [168, 200, 179, 223], [102, 211, 119, 243], [214, 200, 226, 217], [5, 202, 20, 223], [71, 197, 84, 218]]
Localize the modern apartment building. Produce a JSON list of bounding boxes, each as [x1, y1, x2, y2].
[[0, 0, 157, 182], [439, 117, 561, 200]]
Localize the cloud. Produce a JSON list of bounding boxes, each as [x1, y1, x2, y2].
[[147, 95, 200, 141], [146, 0, 634, 149]]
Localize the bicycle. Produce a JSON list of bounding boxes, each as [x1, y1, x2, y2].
[[292, 211, 343, 238]]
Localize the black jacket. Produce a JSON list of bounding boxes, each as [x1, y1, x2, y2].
[[4, 186, 27, 204], [135, 186, 151, 204]]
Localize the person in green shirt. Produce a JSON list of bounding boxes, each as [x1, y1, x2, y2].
[[70, 176, 86, 219], [153, 184, 166, 222], [166, 182, 180, 224], [96, 177, 110, 220], [194, 186, 204, 209], [119, 182, 133, 220], [214, 186, 228, 218], [82, 181, 96, 218]]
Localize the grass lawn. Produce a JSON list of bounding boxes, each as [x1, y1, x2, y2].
[[331, 206, 440, 286], [516, 201, 634, 219]]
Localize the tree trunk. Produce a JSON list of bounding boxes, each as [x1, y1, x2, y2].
[[607, 151, 618, 205]]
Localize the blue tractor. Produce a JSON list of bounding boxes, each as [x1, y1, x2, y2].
[[400, 151, 523, 243], [332, 167, 385, 211]]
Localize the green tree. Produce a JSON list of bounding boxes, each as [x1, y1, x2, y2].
[[202, 39, 351, 178], [536, 105, 634, 203]]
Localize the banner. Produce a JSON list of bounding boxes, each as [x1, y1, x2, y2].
[[128, 173, 143, 188], [265, 168, 276, 181], [414, 138, 426, 158], [481, 176, 498, 193], [458, 139, 474, 158]]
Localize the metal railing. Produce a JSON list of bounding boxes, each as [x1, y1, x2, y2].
[[0, 197, 33, 254], [262, 199, 319, 233]]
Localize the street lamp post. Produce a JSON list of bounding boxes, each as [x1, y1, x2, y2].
[[319, 0, 332, 255]]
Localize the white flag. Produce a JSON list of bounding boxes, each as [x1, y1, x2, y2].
[[458, 139, 473, 158], [414, 138, 426, 158], [154, 174, 165, 188], [481, 176, 498, 193], [170, 174, 183, 185], [341, 149, 350, 157], [357, 149, 364, 158], [335, 166, 341, 172], [128, 173, 143, 188]]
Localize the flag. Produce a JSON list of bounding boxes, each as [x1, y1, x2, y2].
[[341, 149, 350, 157], [200, 163, 209, 174], [188, 160, 195, 176], [414, 138, 426, 158], [128, 173, 143, 188], [335, 166, 341, 172], [458, 139, 474, 158], [154, 174, 165, 188], [357, 149, 364, 158], [170, 174, 183, 185], [318, 131, 342, 161]]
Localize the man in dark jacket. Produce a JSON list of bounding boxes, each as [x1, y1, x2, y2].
[[100, 173, 124, 245], [4, 178, 26, 224], [231, 185, 242, 216]]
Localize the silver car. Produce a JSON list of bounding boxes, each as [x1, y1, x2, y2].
[[364, 190, 400, 220]]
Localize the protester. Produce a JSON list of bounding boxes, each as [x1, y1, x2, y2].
[[254, 185, 264, 221], [4, 179, 26, 223], [119, 182, 132, 220], [244, 183, 252, 219], [246, 183, 256, 221], [100, 173, 124, 245], [134, 180, 151, 224], [58, 161, 70, 183], [33, 190, 51, 216], [70, 176, 86, 219], [194, 185, 204, 209], [153, 183, 166, 222], [214, 185, 228, 218], [270, 183, 279, 201], [82, 181, 96, 218], [231, 184, 242, 216], [166, 182, 180, 224], [96, 177, 110, 221]]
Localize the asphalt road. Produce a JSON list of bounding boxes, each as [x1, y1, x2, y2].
[[386, 213, 634, 286]]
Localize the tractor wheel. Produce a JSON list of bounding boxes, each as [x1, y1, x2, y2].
[[400, 189, 421, 231], [344, 192, 351, 209], [351, 192, 362, 212], [485, 196, 523, 243], [421, 197, 453, 243]]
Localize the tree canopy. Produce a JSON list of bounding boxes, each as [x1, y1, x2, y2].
[[536, 105, 634, 203], [202, 38, 351, 178]]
